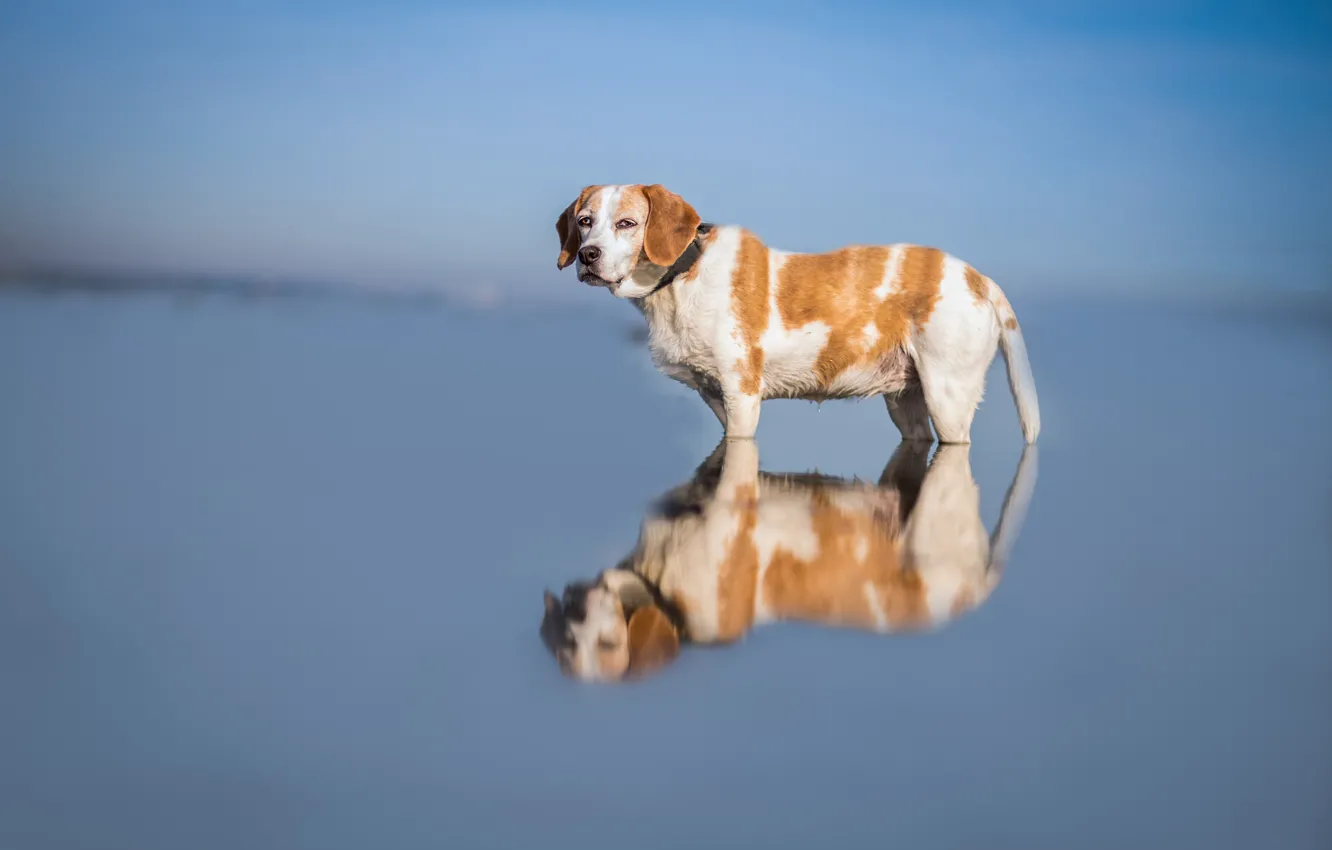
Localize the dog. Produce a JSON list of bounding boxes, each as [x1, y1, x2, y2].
[[540, 438, 1039, 683], [555, 184, 1040, 444]]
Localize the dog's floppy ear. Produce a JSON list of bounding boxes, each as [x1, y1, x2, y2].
[[556, 186, 599, 270], [539, 589, 567, 657], [642, 184, 701, 267], [555, 200, 581, 270], [624, 604, 680, 679]]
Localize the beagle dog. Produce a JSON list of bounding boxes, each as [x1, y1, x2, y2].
[[540, 438, 1039, 683], [555, 184, 1040, 444]]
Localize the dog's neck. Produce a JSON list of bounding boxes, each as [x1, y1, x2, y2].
[[600, 567, 656, 610], [599, 567, 689, 640], [637, 222, 715, 299], [632, 223, 720, 343]]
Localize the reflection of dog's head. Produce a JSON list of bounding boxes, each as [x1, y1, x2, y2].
[[538, 439, 1040, 686], [540, 571, 680, 683]]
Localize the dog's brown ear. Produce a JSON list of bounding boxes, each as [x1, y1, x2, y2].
[[642, 184, 701, 267], [556, 185, 601, 270], [625, 604, 680, 679], [555, 200, 581, 270]]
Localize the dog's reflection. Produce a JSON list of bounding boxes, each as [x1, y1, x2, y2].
[[541, 439, 1038, 683]]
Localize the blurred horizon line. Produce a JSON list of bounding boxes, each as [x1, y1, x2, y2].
[[4, 261, 1330, 316]]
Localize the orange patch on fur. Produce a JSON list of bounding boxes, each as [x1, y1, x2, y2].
[[963, 265, 989, 304], [1004, 316, 1018, 330], [610, 188, 650, 229], [776, 245, 945, 384], [715, 483, 760, 640], [761, 486, 931, 631], [625, 605, 680, 678], [879, 245, 946, 339], [730, 232, 770, 396]]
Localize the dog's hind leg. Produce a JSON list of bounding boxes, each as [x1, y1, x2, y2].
[[912, 293, 1001, 445], [885, 383, 933, 442], [917, 359, 989, 445]]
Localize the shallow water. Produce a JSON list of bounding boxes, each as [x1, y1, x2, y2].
[[1, 288, 1329, 849]]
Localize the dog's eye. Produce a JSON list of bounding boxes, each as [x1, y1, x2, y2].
[[597, 637, 619, 651], [616, 219, 636, 229], [577, 216, 593, 227]]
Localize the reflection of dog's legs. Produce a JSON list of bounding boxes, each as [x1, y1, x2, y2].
[[682, 438, 731, 500], [900, 446, 990, 620], [693, 438, 729, 477], [878, 440, 933, 523], [717, 437, 760, 501], [885, 384, 933, 442], [988, 445, 1039, 573]]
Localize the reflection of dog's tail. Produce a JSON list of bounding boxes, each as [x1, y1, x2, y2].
[[987, 445, 1039, 586], [989, 283, 1041, 444]]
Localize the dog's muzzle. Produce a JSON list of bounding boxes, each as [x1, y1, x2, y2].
[[578, 269, 615, 288]]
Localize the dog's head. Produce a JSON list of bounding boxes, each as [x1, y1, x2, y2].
[[554, 184, 701, 299], [540, 570, 680, 683]]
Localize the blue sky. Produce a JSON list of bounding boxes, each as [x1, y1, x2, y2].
[[1, 0, 1329, 301]]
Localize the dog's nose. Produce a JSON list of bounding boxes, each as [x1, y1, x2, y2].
[[579, 246, 601, 265]]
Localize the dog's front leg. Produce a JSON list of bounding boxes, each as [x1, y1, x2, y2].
[[716, 333, 763, 438], [721, 389, 761, 439]]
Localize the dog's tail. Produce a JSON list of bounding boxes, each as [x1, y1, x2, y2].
[[988, 282, 1041, 444]]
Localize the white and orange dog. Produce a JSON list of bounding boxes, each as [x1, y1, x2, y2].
[[541, 439, 1038, 683], [556, 184, 1040, 444]]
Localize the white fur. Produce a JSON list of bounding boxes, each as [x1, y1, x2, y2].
[[562, 585, 629, 681], [627, 439, 1037, 641], [564, 185, 1041, 444], [574, 185, 662, 298], [664, 238, 1033, 443]]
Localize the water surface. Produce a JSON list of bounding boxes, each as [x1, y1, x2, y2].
[[1, 287, 1329, 849]]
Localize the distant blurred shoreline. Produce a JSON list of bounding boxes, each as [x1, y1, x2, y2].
[[2, 267, 1329, 333], [0, 267, 452, 307]]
